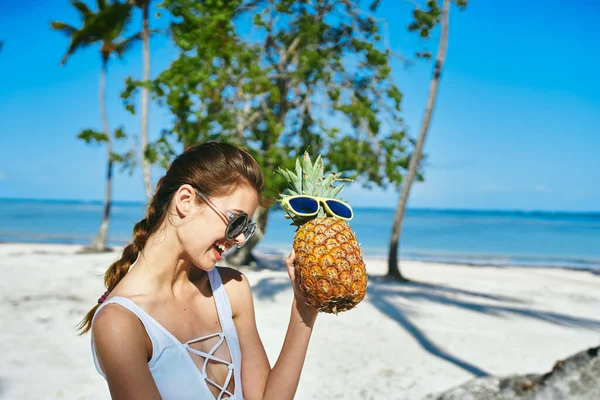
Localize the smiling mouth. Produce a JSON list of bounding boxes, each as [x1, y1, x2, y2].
[[214, 243, 227, 256]]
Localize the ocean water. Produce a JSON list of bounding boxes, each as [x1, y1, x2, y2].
[[1, 198, 599, 270]]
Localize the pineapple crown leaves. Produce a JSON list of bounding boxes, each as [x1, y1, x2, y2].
[[276, 152, 352, 226]]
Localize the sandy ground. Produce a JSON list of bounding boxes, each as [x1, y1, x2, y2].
[[0, 243, 599, 400]]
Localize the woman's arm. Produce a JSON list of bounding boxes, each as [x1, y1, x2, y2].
[[224, 251, 318, 400], [92, 304, 162, 400]]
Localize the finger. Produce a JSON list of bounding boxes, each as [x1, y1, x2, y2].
[[285, 249, 295, 266], [286, 249, 296, 264]]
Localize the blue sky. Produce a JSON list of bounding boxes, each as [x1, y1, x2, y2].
[[0, 0, 598, 211]]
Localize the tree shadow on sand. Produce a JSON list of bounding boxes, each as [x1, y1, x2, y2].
[[237, 252, 292, 301], [251, 276, 291, 301], [230, 251, 289, 272], [367, 276, 600, 378], [253, 254, 288, 271]]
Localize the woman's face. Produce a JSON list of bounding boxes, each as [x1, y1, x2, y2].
[[178, 185, 259, 271]]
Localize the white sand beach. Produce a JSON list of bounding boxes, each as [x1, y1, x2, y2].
[[0, 242, 598, 400]]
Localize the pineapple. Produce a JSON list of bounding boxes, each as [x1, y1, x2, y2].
[[277, 153, 367, 314]]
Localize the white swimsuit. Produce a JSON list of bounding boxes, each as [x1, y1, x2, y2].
[[91, 268, 244, 400]]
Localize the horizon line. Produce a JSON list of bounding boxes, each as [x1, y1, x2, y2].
[[1, 197, 599, 215]]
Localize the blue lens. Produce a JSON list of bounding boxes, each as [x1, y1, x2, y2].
[[288, 197, 319, 214], [326, 200, 352, 219]]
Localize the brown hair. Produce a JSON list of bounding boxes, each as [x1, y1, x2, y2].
[[78, 141, 264, 334]]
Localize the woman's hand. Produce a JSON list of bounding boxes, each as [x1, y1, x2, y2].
[[285, 249, 318, 323], [285, 249, 306, 301]]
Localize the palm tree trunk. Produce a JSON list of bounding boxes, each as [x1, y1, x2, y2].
[[226, 206, 269, 266], [88, 62, 112, 252], [140, 3, 152, 199], [388, 0, 451, 279]]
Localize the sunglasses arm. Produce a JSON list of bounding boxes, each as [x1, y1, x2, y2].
[[195, 190, 230, 225]]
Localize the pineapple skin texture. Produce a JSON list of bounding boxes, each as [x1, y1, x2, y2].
[[293, 217, 367, 313]]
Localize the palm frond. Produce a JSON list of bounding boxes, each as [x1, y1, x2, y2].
[[71, 1, 93, 19], [60, 36, 89, 65], [97, 2, 134, 42], [114, 31, 142, 57], [96, 0, 108, 11], [75, 2, 133, 44], [50, 21, 77, 36], [52, 0, 134, 64], [58, 20, 101, 64]]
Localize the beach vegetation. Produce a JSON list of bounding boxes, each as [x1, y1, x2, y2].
[[123, 0, 412, 266], [51, 0, 141, 252]]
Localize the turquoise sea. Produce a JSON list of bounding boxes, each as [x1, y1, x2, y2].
[[1, 198, 599, 270]]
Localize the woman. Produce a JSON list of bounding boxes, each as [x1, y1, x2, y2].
[[80, 141, 318, 400]]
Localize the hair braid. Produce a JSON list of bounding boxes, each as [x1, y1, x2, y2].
[[78, 178, 166, 334]]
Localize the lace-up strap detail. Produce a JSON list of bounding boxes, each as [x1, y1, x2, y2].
[[184, 332, 234, 399], [208, 268, 243, 399]]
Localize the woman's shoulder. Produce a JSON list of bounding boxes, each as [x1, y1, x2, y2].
[[93, 301, 148, 340], [215, 266, 253, 316], [216, 265, 247, 285], [92, 302, 153, 381], [92, 301, 151, 360]]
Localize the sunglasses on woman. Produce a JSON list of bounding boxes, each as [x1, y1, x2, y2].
[[195, 190, 256, 248], [281, 195, 353, 220]]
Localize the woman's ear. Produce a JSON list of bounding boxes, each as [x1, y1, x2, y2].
[[174, 184, 196, 217]]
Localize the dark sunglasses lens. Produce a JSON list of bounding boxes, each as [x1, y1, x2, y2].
[[226, 214, 248, 239], [326, 200, 353, 219], [288, 197, 319, 214]]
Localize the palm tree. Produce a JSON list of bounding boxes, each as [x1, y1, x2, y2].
[[51, 0, 139, 252], [388, 0, 452, 280], [131, 0, 153, 200]]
